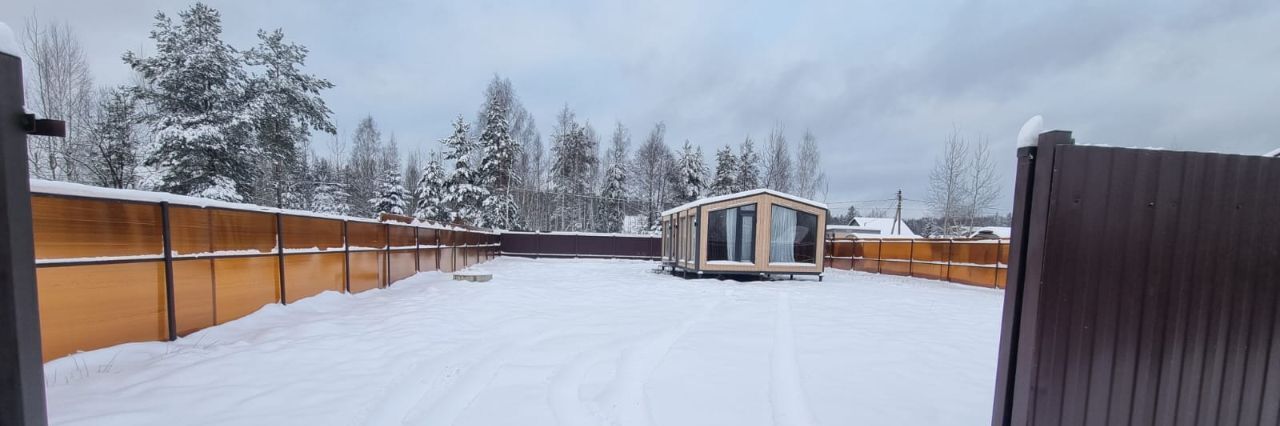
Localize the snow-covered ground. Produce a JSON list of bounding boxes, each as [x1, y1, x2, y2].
[[44, 257, 1003, 425]]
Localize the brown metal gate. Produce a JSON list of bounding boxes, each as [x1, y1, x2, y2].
[[994, 131, 1280, 425]]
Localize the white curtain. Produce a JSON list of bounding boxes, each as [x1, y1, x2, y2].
[[739, 214, 754, 262], [725, 208, 739, 261], [770, 206, 797, 263]]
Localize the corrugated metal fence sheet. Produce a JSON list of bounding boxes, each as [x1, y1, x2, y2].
[[995, 132, 1280, 425]]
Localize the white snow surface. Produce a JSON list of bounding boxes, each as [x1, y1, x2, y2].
[[0, 22, 19, 58], [1266, 147, 1280, 157], [661, 188, 828, 216], [44, 257, 1002, 425], [1016, 115, 1043, 148]]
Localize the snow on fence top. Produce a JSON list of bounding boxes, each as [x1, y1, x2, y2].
[[1016, 115, 1044, 148], [0, 22, 19, 58], [661, 188, 828, 216], [1266, 147, 1280, 158], [29, 179, 491, 233]]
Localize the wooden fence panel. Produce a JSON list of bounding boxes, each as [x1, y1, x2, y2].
[[439, 248, 456, 273], [32, 195, 162, 260], [347, 222, 387, 250], [389, 225, 416, 248], [36, 262, 167, 360], [389, 252, 416, 283], [284, 253, 345, 303], [213, 256, 279, 323], [348, 251, 385, 292], [172, 259, 214, 336], [282, 216, 343, 251], [169, 206, 211, 255], [210, 210, 276, 253], [418, 248, 439, 272]]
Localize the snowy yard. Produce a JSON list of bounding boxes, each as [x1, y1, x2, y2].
[[45, 257, 1003, 425]]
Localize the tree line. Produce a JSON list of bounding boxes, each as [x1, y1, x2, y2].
[[19, 3, 829, 233]]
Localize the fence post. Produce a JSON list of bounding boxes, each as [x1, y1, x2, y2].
[[275, 213, 287, 304], [342, 221, 350, 293], [946, 239, 953, 283], [877, 239, 883, 273], [1, 49, 49, 425], [159, 202, 177, 340], [908, 239, 915, 277], [414, 227, 420, 272], [992, 130, 1074, 426], [435, 232, 441, 271], [383, 224, 390, 287]]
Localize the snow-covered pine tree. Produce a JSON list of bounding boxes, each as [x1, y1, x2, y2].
[[84, 87, 142, 189], [244, 28, 336, 208], [370, 167, 407, 215], [709, 144, 738, 196], [599, 122, 630, 233], [414, 153, 449, 223], [670, 140, 707, 203], [124, 3, 255, 201], [441, 116, 488, 225], [736, 137, 760, 192], [477, 83, 522, 230]]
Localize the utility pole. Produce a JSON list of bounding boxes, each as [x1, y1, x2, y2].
[[892, 189, 903, 235]]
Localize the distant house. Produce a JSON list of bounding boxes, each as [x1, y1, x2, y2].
[[826, 217, 917, 239], [968, 226, 1011, 240]]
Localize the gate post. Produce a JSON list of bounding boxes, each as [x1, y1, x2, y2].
[[992, 130, 1074, 426], [1, 46, 51, 426]]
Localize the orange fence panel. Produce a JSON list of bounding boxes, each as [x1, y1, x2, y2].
[[282, 216, 343, 251], [213, 256, 280, 323], [32, 195, 162, 260], [37, 262, 168, 360], [172, 259, 214, 336], [284, 253, 345, 303], [211, 210, 276, 253]]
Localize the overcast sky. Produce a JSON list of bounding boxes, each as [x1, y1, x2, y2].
[[9, 0, 1279, 217]]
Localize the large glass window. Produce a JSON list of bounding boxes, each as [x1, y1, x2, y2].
[[707, 204, 756, 262], [769, 205, 819, 264]]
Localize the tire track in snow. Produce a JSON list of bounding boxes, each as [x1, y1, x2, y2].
[[398, 330, 554, 425], [771, 292, 817, 426], [546, 335, 633, 426], [597, 299, 721, 426], [361, 322, 545, 426]]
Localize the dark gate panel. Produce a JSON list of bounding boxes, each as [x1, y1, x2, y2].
[[995, 133, 1280, 425]]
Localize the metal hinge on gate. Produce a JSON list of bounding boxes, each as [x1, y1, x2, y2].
[[20, 113, 66, 137]]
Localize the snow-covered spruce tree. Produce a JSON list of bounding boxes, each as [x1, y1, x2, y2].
[[345, 116, 383, 216], [709, 144, 738, 196], [244, 28, 336, 208], [599, 122, 630, 233], [125, 3, 256, 201], [371, 167, 407, 215], [548, 106, 598, 231], [477, 84, 522, 230], [736, 136, 760, 192], [84, 87, 142, 189], [414, 153, 450, 223], [307, 155, 346, 215], [670, 140, 707, 204], [441, 116, 488, 225]]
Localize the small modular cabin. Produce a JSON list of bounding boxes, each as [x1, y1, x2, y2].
[[660, 189, 828, 279]]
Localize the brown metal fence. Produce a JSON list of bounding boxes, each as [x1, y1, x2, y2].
[[30, 191, 499, 361], [499, 231, 661, 260], [824, 238, 1010, 288], [993, 131, 1280, 425]]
